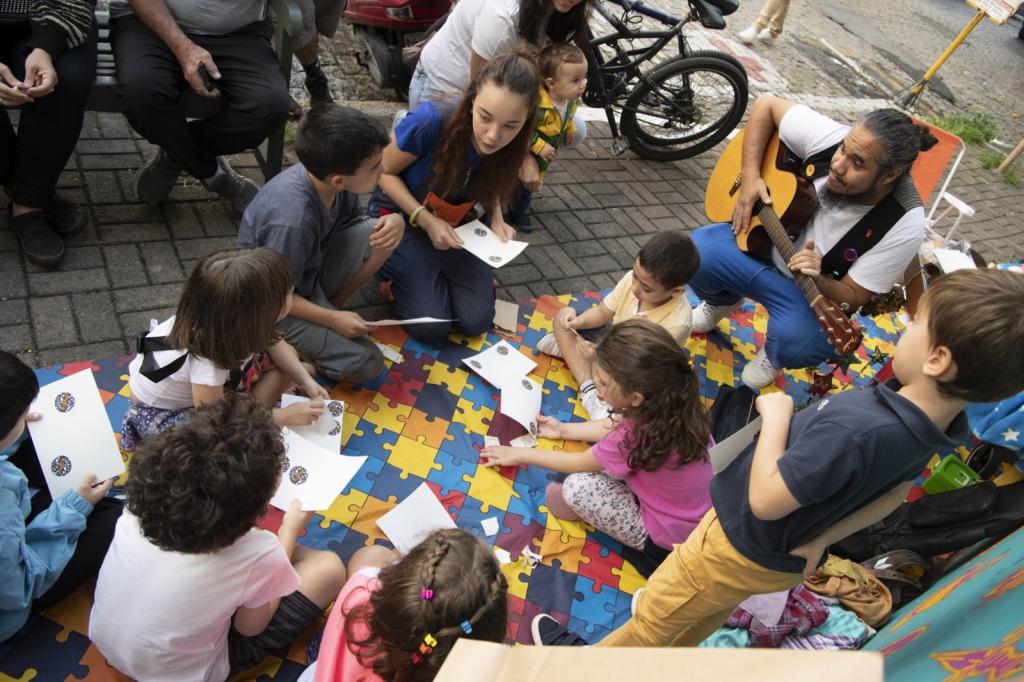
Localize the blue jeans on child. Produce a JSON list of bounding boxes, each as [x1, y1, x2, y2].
[[378, 226, 495, 343], [688, 223, 836, 369]]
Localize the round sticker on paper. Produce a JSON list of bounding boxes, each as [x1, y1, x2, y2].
[[327, 402, 344, 417], [470, 360, 482, 369], [329, 422, 341, 437], [522, 379, 533, 390], [496, 346, 509, 356], [54, 392, 75, 413], [529, 421, 538, 437], [289, 466, 309, 485], [488, 255, 503, 264], [51, 456, 73, 477], [281, 456, 290, 472], [474, 227, 487, 237]]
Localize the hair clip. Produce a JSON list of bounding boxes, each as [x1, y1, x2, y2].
[[460, 620, 473, 635], [411, 653, 424, 665], [423, 633, 438, 648], [421, 589, 434, 600]]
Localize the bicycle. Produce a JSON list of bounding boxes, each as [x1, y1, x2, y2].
[[582, 0, 749, 161]]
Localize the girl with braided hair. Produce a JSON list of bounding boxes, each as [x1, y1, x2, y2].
[[303, 528, 507, 681], [481, 319, 713, 577]]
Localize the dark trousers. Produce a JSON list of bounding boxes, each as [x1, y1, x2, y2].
[[9, 438, 123, 610], [110, 15, 290, 179], [0, 22, 97, 208]]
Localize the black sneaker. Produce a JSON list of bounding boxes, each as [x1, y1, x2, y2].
[[134, 148, 182, 205], [9, 209, 64, 268], [507, 211, 534, 233], [44, 194, 87, 235], [201, 157, 260, 213], [288, 95, 303, 120], [304, 66, 335, 104], [530, 614, 589, 646]]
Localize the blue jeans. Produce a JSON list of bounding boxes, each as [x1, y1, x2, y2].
[[689, 223, 836, 369], [379, 226, 495, 342], [408, 62, 451, 109]]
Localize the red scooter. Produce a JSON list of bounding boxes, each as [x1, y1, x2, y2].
[[342, 0, 452, 100]]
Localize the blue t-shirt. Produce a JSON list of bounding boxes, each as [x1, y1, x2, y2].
[[238, 163, 361, 299], [368, 100, 481, 217], [711, 380, 969, 573]]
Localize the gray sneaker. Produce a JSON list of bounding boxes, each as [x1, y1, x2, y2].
[[134, 148, 181, 205], [202, 157, 260, 213]]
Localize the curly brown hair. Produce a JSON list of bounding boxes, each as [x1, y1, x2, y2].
[[167, 247, 293, 370], [431, 50, 540, 212], [343, 529, 507, 680], [594, 319, 710, 472], [125, 393, 285, 554]]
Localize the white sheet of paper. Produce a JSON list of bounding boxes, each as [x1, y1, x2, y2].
[[280, 394, 345, 453], [494, 548, 513, 564], [375, 342, 404, 364], [454, 220, 528, 268], [368, 317, 455, 326], [271, 428, 366, 511], [708, 416, 762, 474], [377, 482, 457, 555], [933, 248, 976, 273], [462, 340, 537, 390], [27, 370, 125, 498], [499, 376, 542, 437], [481, 517, 500, 536]]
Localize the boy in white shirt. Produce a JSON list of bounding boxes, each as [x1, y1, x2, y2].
[[89, 394, 346, 682], [538, 230, 700, 420]]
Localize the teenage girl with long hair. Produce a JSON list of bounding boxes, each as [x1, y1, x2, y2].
[[482, 319, 713, 576], [121, 247, 328, 449], [370, 51, 540, 342], [301, 529, 507, 681]]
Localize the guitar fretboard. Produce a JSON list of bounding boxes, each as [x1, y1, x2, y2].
[[757, 205, 822, 306]]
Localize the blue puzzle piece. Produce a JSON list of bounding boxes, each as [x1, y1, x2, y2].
[[442, 420, 482, 468], [435, 336, 481, 368], [414, 383, 458, 423], [571, 574, 619, 636], [0, 617, 90, 680], [605, 586, 634, 630], [326, 527, 391, 565], [455, 494, 506, 540], [366, 460, 426, 501], [301, 515, 348, 552], [343, 418, 400, 461], [460, 374, 499, 413], [568, 614, 613, 643], [525, 561, 577, 616], [342, 455, 385, 496], [427, 447, 476, 496]]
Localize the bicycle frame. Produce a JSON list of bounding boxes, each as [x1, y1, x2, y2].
[[582, 0, 694, 139]]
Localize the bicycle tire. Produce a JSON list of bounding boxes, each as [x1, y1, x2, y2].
[[620, 54, 748, 161]]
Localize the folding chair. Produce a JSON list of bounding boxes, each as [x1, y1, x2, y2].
[[910, 119, 975, 241]]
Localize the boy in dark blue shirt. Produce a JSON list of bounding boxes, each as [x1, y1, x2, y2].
[[532, 267, 1024, 648]]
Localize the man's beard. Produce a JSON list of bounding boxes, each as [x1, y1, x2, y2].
[[819, 177, 885, 211]]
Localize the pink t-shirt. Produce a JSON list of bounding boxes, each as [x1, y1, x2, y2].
[[590, 420, 713, 549], [313, 568, 384, 682]]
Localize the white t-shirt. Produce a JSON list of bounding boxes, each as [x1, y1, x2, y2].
[[89, 512, 300, 682], [128, 316, 231, 410], [418, 0, 521, 94], [771, 105, 924, 294]]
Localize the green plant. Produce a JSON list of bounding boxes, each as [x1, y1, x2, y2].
[[931, 109, 999, 146], [1004, 168, 1022, 188], [980, 151, 1002, 170]]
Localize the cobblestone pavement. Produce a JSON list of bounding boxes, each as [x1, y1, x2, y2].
[[1, 0, 1022, 367]]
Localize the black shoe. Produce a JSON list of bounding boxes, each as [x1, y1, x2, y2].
[[9, 210, 65, 268], [304, 66, 335, 104], [134, 148, 182, 205], [202, 157, 260, 213], [44, 194, 87, 235], [288, 95, 303, 120], [508, 211, 534, 233], [530, 614, 589, 646]]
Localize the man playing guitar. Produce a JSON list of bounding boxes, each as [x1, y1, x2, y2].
[[692, 95, 938, 388]]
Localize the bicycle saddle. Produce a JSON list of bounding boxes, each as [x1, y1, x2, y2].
[[688, 0, 738, 30]]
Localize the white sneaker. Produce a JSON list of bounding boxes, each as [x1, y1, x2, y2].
[[741, 347, 780, 389], [757, 27, 776, 42], [736, 25, 758, 44], [631, 588, 646, 616], [537, 332, 564, 358], [692, 301, 741, 333]]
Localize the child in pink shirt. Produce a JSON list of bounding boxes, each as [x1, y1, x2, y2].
[[304, 528, 507, 682], [482, 319, 713, 576]]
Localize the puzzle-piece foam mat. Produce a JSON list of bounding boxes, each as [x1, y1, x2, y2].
[[1, 289, 955, 681]]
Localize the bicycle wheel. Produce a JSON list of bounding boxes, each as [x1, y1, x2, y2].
[[620, 54, 748, 161]]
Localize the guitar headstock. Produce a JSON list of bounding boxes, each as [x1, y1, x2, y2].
[[814, 298, 864, 356]]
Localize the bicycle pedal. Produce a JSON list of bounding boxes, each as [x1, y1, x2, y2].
[[610, 136, 630, 156]]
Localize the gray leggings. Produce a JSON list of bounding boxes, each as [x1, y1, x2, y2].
[[563, 471, 648, 550]]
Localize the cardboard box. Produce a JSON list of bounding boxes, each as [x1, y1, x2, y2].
[[435, 640, 884, 681]]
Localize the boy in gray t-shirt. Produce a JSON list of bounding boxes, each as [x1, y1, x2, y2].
[[239, 105, 404, 382]]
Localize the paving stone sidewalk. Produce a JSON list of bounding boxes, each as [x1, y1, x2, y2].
[[2, 0, 1023, 368]]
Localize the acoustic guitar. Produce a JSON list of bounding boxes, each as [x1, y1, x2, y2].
[[705, 130, 863, 356]]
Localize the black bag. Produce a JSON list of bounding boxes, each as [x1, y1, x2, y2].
[[0, 0, 30, 24], [831, 481, 1024, 562], [709, 383, 758, 443]]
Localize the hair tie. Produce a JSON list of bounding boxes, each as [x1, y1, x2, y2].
[[460, 620, 473, 635], [412, 633, 438, 665], [421, 589, 434, 600]]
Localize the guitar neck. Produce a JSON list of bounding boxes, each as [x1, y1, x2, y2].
[[757, 205, 823, 307]]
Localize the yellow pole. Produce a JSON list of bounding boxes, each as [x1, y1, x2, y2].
[[898, 8, 986, 108]]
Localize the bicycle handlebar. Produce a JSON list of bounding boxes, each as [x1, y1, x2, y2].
[[602, 0, 682, 27]]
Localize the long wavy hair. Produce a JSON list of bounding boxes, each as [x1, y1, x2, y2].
[[343, 529, 507, 681], [431, 50, 540, 211], [594, 319, 711, 472], [518, 0, 592, 45]]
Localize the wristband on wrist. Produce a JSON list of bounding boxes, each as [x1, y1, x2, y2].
[[408, 205, 426, 227]]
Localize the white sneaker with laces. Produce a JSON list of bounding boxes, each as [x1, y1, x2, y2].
[[757, 27, 776, 42], [741, 347, 780, 389], [692, 301, 741, 333], [736, 24, 758, 44], [537, 332, 564, 358]]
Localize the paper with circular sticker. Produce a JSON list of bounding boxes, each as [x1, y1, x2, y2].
[[280, 394, 345, 453], [462, 340, 536, 390], [270, 429, 367, 511], [27, 369, 125, 499], [453, 220, 529, 269], [500, 376, 543, 434]]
